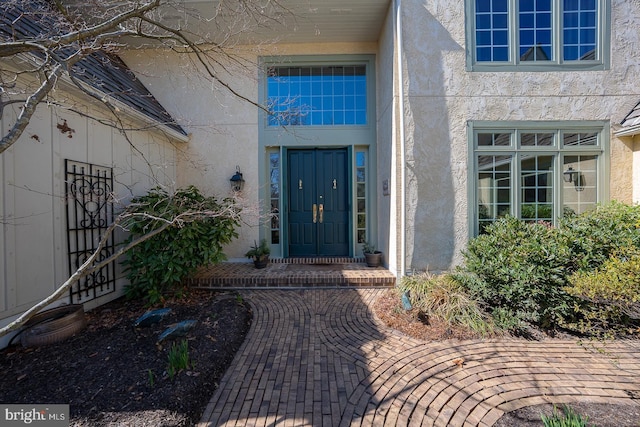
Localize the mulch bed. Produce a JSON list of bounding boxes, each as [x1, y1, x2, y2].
[[0, 290, 251, 427]]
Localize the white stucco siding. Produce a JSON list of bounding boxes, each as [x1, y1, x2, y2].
[[376, 4, 396, 274], [120, 49, 262, 258], [121, 43, 379, 259], [635, 138, 640, 203], [0, 91, 178, 347], [401, 0, 640, 272]]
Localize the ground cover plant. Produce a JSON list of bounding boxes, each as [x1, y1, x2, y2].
[[540, 404, 589, 427], [397, 272, 494, 338]]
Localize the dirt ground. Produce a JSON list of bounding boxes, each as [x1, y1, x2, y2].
[[1, 288, 638, 426]]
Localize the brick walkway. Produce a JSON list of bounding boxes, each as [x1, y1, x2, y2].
[[198, 289, 640, 427]]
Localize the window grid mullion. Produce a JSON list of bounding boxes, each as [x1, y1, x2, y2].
[[554, 0, 562, 64], [512, 151, 520, 219], [510, 0, 518, 65], [473, 125, 604, 233], [555, 154, 564, 222]]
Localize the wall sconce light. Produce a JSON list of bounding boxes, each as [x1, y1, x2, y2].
[[563, 166, 584, 191], [229, 165, 244, 192], [563, 166, 578, 183]]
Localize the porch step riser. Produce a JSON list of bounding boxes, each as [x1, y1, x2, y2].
[[270, 257, 365, 264], [188, 277, 395, 289], [187, 261, 396, 289], [189, 279, 395, 289]]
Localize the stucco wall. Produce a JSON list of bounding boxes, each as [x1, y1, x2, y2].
[[401, 0, 640, 272], [121, 42, 379, 259], [634, 137, 640, 203], [0, 92, 178, 347], [610, 135, 634, 202], [376, 4, 396, 274]]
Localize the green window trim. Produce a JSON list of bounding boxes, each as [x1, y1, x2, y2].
[[468, 121, 609, 236], [465, 0, 611, 71]]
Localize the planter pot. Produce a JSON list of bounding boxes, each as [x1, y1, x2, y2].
[[253, 255, 270, 269], [364, 252, 383, 267]]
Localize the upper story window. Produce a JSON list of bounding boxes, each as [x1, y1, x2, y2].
[[267, 65, 367, 126], [467, 0, 610, 71]]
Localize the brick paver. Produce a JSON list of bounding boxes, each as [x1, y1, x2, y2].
[[198, 289, 640, 426]]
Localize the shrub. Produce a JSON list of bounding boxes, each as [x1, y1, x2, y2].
[[463, 216, 578, 329], [462, 203, 640, 334], [122, 186, 239, 304], [559, 201, 640, 272], [566, 246, 640, 333], [399, 272, 493, 336]]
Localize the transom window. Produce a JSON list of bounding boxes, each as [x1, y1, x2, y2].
[[467, 0, 610, 70], [266, 65, 367, 126], [469, 122, 608, 235]]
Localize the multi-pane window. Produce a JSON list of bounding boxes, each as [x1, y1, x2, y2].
[[471, 123, 607, 235], [356, 151, 367, 244], [269, 152, 280, 244], [267, 66, 367, 126], [468, 0, 609, 70]]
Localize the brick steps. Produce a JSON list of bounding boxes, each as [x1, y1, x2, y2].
[[186, 258, 396, 289]]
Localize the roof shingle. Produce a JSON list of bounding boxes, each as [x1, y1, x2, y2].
[[0, 1, 187, 137]]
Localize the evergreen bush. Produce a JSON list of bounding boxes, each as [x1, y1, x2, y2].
[[567, 246, 640, 333], [462, 202, 640, 334], [122, 186, 239, 304], [559, 201, 640, 271], [463, 216, 577, 329]]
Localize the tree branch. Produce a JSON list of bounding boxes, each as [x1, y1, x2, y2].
[[0, 205, 242, 339], [0, 62, 66, 154]]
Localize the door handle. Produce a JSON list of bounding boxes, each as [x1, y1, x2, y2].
[[319, 204, 324, 223], [313, 204, 317, 223]]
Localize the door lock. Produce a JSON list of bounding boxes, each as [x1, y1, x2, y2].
[[319, 204, 324, 223], [333, 179, 337, 190]]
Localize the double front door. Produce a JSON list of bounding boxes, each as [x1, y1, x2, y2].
[[288, 148, 349, 257]]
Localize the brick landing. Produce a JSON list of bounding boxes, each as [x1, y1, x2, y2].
[[186, 258, 397, 289]]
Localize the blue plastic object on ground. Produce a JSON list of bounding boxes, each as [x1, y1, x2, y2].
[[401, 291, 412, 310], [134, 308, 172, 327], [157, 320, 197, 342]]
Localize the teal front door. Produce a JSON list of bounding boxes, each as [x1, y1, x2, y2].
[[288, 148, 350, 257]]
